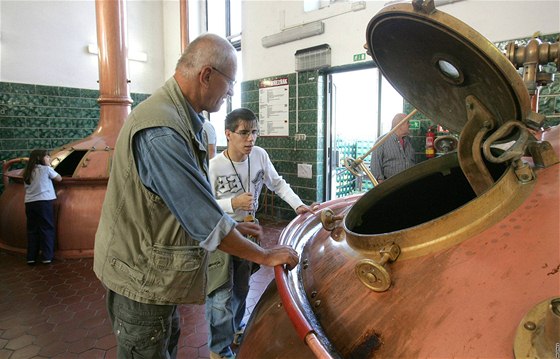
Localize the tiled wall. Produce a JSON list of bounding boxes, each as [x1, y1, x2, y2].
[[2, 32, 559, 220], [0, 81, 149, 193], [0, 77, 322, 222], [242, 71, 323, 221]]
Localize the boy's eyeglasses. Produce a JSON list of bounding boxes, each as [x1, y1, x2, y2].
[[232, 130, 259, 138]]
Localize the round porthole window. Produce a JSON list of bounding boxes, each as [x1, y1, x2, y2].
[[436, 58, 464, 85]]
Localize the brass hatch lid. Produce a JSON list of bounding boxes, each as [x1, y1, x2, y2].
[[365, 1, 531, 134]]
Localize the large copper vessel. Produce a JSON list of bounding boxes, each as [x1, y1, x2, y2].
[[0, 0, 131, 258], [238, 1, 559, 358]]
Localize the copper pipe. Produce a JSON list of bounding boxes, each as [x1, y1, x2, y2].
[[180, 0, 190, 53], [95, 0, 132, 143], [274, 265, 334, 359], [305, 333, 335, 359]]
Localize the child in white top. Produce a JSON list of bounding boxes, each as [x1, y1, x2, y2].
[[22, 149, 62, 264]]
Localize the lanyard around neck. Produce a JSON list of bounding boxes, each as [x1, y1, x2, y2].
[[226, 150, 250, 193], [226, 150, 255, 219]]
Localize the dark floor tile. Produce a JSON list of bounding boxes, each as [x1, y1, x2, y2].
[[77, 348, 105, 358], [93, 333, 115, 350], [105, 346, 117, 359], [51, 351, 78, 359], [67, 337, 97, 354], [7, 343, 40, 359], [62, 328, 88, 343], [85, 322, 113, 340], [0, 325, 29, 340], [37, 340, 68, 357], [33, 331, 61, 347], [5, 334, 33, 350], [0, 218, 289, 359], [25, 322, 55, 337], [183, 331, 209, 348]]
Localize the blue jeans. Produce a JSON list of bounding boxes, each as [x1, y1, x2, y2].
[[106, 289, 180, 359], [206, 256, 252, 356], [25, 200, 55, 262]]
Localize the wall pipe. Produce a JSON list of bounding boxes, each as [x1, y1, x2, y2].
[[180, 0, 190, 53]]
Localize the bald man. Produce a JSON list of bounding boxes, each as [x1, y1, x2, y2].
[[369, 113, 416, 182], [94, 34, 299, 359]]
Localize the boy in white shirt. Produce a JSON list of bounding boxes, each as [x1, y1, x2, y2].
[[206, 108, 314, 358]]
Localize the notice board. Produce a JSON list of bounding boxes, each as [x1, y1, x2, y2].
[[258, 77, 289, 137]]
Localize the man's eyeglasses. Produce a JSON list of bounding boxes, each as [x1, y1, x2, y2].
[[232, 130, 259, 138], [211, 67, 237, 87]]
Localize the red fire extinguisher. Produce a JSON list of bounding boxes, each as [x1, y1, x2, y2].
[[426, 127, 436, 158]]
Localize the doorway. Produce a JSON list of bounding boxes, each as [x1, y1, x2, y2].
[[325, 67, 403, 200]]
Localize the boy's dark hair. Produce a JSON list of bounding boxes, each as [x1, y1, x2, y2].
[[225, 108, 258, 131], [23, 149, 49, 185]]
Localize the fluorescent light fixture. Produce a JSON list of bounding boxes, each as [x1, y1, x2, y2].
[[384, 0, 464, 6], [128, 50, 148, 62], [87, 44, 148, 62], [262, 21, 325, 48]]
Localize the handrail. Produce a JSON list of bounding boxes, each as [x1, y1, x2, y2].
[[343, 109, 418, 186], [274, 265, 334, 359], [2, 157, 28, 187]]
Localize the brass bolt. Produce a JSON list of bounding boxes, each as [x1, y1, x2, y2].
[[523, 321, 536, 331]]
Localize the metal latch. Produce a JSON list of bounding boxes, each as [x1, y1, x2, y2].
[[355, 244, 401, 292]]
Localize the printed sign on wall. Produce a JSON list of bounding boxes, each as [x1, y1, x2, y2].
[[259, 77, 289, 137]]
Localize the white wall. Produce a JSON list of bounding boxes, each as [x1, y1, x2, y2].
[[1, 1, 97, 88], [242, 0, 560, 81], [126, 1, 166, 93], [0, 0, 166, 94]]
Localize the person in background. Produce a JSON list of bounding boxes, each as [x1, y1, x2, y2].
[[206, 108, 315, 359], [93, 34, 299, 359], [203, 119, 218, 159], [369, 112, 416, 183], [22, 149, 62, 265]]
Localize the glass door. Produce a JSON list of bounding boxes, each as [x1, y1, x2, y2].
[[326, 68, 403, 200]]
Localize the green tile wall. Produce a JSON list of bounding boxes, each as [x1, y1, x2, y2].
[[241, 71, 323, 221], [0, 81, 149, 193]]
